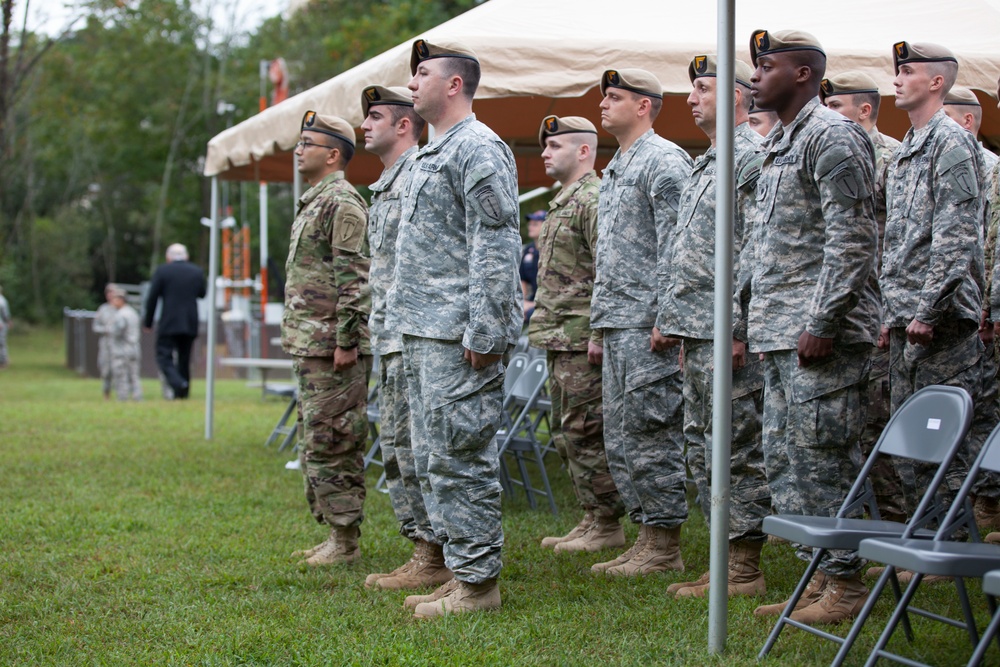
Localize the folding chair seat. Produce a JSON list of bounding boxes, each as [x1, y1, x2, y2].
[[854, 419, 1000, 667], [495, 357, 558, 514], [759, 384, 975, 664]]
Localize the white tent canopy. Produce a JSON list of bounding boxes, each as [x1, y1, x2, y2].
[[204, 0, 1000, 183]]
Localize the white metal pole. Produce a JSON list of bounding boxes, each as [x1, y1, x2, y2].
[[709, 0, 736, 653], [205, 176, 220, 440]]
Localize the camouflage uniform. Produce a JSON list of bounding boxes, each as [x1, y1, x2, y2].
[[527, 169, 623, 520], [110, 303, 142, 401], [882, 108, 985, 503], [93, 302, 117, 395], [282, 170, 371, 530], [368, 146, 434, 544], [748, 98, 879, 577], [385, 115, 521, 584], [657, 122, 770, 542], [591, 129, 692, 529]]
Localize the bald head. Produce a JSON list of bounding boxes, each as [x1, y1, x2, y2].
[[166, 244, 189, 262]]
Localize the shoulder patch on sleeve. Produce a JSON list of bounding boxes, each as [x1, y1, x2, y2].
[[940, 147, 979, 202], [332, 204, 367, 254], [823, 160, 870, 209], [473, 183, 503, 222], [652, 173, 681, 212]]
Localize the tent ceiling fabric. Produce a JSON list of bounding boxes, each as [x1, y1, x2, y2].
[[204, 0, 1000, 184]]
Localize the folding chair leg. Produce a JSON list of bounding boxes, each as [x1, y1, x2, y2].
[[955, 578, 981, 648], [515, 451, 537, 509], [832, 566, 911, 666], [532, 443, 558, 515], [498, 457, 514, 497], [968, 595, 1000, 666], [758, 550, 825, 660], [278, 421, 299, 452], [863, 570, 926, 667], [265, 396, 298, 447]]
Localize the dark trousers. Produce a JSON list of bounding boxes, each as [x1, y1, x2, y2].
[[155, 333, 195, 398]]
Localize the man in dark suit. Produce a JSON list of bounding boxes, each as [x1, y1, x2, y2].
[[144, 243, 206, 399]]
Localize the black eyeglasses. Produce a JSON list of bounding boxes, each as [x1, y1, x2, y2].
[[295, 140, 335, 150]]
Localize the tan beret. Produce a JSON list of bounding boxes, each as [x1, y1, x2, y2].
[[300, 110, 356, 148], [944, 86, 981, 107], [361, 85, 413, 117], [892, 41, 957, 75], [820, 71, 881, 101], [600, 68, 663, 99], [410, 38, 479, 75], [688, 54, 754, 88], [108, 286, 127, 298], [538, 115, 598, 148], [750, 29, 826, 66]]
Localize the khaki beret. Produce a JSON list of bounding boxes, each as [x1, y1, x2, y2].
[[688, 54, 754, 88], [944, 86, 981, 107], [410, 38, 479, 75], [108, 286, 127, 298], [538, 115, 598, 148], [820, 71, 881, 101], [361, 85, 413, 117], [892, 41, 957, 75], [750, 29, 826, 66], [300, 110, 356, 148], [600, 68, 663, 99]]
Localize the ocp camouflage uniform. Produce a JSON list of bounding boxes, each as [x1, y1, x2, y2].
[[528, 169, 623, 521], [282, 170, 371, 530], [93, 302, 117, 395], [748, 98, 879, 577], [882, 108, 985, 504], [591, 128, 692, 529], [110, 303, 142, 401], [385, 115, 521, 584], [369, 146, 434, 544], [658, 122, 770, 543]]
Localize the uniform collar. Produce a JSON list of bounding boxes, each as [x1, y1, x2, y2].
[[299, 170, 345, 209], [416, 114, 476, 158], [764, 95, 822, 153], [550, 169, 597, 209], [371, 145, 418, 193], [899, 107, 946, 156]]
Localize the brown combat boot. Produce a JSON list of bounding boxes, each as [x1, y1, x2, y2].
[[864, 566, 950, 585], [975, 496, 1000, 531], [666, 570, 710, 596], [675, 541, 766, 598], [541, 512, 594, 548], [986, 532, 1000, 545], [304, 526, 360, 566], [591, 525, 649, 573], [291, 528, 335, 559], [555, 516, 626, 553], [753, 571, 829, 617], [605, 526, 684, 576], [403, 578, 461, 610], [412, 579, 501, 619], [372, 540, 453, 590], [365, 540, 420, 588], [789, 574, 868, 626]]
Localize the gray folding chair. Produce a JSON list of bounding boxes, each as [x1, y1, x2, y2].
[[759, 385, 975, 664], [856, 419, 1000, 667], [264, 384, 300, 451], [495, 357, 558, 514], [363, 355, 388, 491]]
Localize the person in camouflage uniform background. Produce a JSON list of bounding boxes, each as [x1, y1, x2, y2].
[[93, 284, 120, 400], [109, 287, 142, 401], [745, 30, 880, 626], [283, 111, 372, 568], [590, 68, 692, 578], [385, 40, 521, 619], [357, 84, 453, 592], [529, 114, 625, 554], [658, 55, 771, 600], [820, 71, 906, 522]]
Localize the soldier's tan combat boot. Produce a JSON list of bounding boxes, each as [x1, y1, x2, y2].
[[986, 532, 1000, 545], [541, 512, 594, 548], [789, 574, 868, 626], [291, 528, 335, 559], [555, 516, 626, 553], [753, 571, 829, 617], [605, 526, 684, 576], [412, 579, 501, 619], [673, 541, 766, 598], [864, 566, 950, 585], [404, 578, 461, 610], [371, 540, 453, 590], [591, 524, 649, 573], [304, 526, 360, 566], [975, 496, 1000, 530]]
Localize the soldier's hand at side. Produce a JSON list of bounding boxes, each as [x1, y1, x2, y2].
[[587, 341, 604, 366], [905, 319, 934, 347], [877, 326, 890, 350], [797, 330, 833, 367], [650, 326, 681, 352], [143, 326, 152, 333], [980, 310, 994, 347], [464, 348, 502, 370], [334, 346, 358, 372], [732, 339, 747, 371]]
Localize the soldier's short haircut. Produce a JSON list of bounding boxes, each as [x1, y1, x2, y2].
[[648, 95, 663, 120], [441, 57, 481, 100], [736, 83, 753, 111], [852, 91, 881, 119], [387, 105, 427, 140], [331, 136, 355, 165], [928, 60, 959, 95], [790, 49, 827, 82]]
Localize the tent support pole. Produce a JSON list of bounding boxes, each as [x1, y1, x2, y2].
[[205, 176, 220, 440]]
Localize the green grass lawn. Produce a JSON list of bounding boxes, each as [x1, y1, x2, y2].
[[1, 327, 998, 665]]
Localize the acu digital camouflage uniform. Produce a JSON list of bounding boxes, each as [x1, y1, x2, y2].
[[385, 115, 521, 584], [748, 97, 880, 577], [368, 145, 435, 545], [658, 121, 770, 543], [528, 169, 623, 521], [282, 170, 372, 530], [882, 108, 986, 502], [110, 301, 142, 401], [591, 128, 693, 530], [93, 302, 117, 395]]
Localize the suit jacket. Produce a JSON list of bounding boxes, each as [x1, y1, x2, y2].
[[144, 260, 206, 337]]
